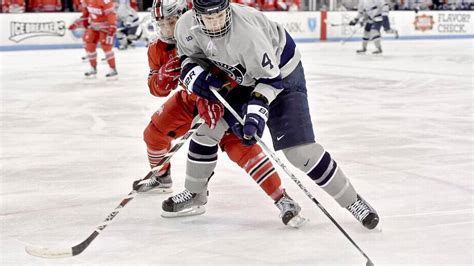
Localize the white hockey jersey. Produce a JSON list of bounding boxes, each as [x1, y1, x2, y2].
[[356, 0, 384, 22], [175, 4, 301, 103]]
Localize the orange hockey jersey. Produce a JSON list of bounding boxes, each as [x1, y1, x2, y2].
[[2, 0, 25, 12], [81, 0, 116, 30], [232, 0, 257, 8], [27, 0, 61, 11], [147, 39, 179, 97]]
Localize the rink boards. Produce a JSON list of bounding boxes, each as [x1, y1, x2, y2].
[[0, 10, 473, 51]]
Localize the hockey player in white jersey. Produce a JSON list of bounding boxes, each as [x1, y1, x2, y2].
[[349, 0, 385, 54], [382, 1, 399, 39], [165, 0, 380, 230], [116, 2, 142, 49]]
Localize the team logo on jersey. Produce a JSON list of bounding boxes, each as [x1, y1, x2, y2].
[[414, 14, 434, 32], [307, 18, 317, 32], [155, 105, 164, 116], [9, 21, 66, 43], [206, 40, 218, 56], [209, 59, 246, 85]]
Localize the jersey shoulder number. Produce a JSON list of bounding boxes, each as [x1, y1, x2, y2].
[[261, 52, 274, 70]]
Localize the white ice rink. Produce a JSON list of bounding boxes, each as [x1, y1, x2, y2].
[[1, 39, 473, 265]]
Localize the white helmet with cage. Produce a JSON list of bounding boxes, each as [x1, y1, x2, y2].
[[151, 0, 188, 42]]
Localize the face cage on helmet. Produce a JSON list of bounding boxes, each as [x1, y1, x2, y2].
[[195, 8, 232, 39], [154, 16, 179, 43]]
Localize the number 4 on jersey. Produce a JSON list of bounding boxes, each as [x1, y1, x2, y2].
[[261, 52, 274, 69]]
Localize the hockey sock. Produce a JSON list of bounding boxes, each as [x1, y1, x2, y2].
[[147, 147, 170, 176], [283, 143, 357, 208], [85, 44, 97, 68], [245, 154, 283, 201], [184, 139, 218, 193], [104, 50, 116, 69], [87, 51, 97, 68], [221, 134, 284, 201], [373, 38, 382, 50]]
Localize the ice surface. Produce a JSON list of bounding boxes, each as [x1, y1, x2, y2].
[[1, 39, 473, 265]]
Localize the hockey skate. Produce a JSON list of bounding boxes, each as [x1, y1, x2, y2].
[[161, 189, 208, 218], [84, 67, 97, 78], [372, 48, 383, 55], [133, 168, 172, 193], [275, 191, 308, 228], [356, 48, 367, 54], [393, 29, 399, 39], [346, 194, 379, 229], [105, 68, 118, 80]]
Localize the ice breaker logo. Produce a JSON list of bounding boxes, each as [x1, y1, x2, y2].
[[414, 15, 434, 32], [9, 21, 66, 43]]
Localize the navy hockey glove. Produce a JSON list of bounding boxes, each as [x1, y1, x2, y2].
[[232, 96, 269, 146], [181, 63, 224, 101], [349, 18, 358, 26]]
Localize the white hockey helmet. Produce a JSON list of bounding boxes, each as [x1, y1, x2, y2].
[[151, 0, 187, 42]]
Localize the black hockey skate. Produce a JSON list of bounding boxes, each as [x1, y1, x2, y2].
[[346, 194, 379, 229], [275, 191, 308, 228], [105, 68, 118, 80], [84, 67, 97, 78], [162, 189, 208, 218], [356, 48, 367, 54], [133, 168, 172, 193]]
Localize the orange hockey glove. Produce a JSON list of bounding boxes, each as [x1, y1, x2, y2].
[[156, 56, 181, 93]]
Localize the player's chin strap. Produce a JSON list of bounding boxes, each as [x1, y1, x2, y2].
[[210, 88, 375, 266]]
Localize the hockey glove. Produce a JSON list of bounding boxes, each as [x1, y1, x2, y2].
[[156, 56, 181, 92], [232, 96, 269, 146], [68, 17, 89, 30], [105, 25, 116, 46], [181, 64, 224, 101], [349, 18, 358, 26], [197, 97, 224, 129], [68, 23, 78, 30]]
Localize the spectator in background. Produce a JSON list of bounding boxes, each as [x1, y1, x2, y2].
[[255, 0, 276, 10], [276, 0, 300, 10], [28, 0, 61, 11], [232, 0, 258, 8], [61, 0, 73, 11], [72, 0, 81, 11], [254, 0, 299, 10], [2, 0, 26, 12]]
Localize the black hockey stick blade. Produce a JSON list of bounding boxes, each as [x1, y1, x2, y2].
[[25, 231, 98, 258]]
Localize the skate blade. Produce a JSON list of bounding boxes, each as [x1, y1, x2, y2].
[[287, 214, 308, 228], [106, 76, 118, 81], [161, 205, 206, 218], [149, 187, 173, 194], [84, 75, 97, 79], [135, 187, 172, 194]]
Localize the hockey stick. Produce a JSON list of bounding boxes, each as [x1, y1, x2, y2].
[[341, 25, 362, 45], [25, 118, 204, 258], [325, 20, 350, 27], [210, 89, 374, 266]]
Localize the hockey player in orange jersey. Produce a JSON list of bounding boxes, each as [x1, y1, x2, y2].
[[69, 0, 118, 79], [133, 0, 306, 227]]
